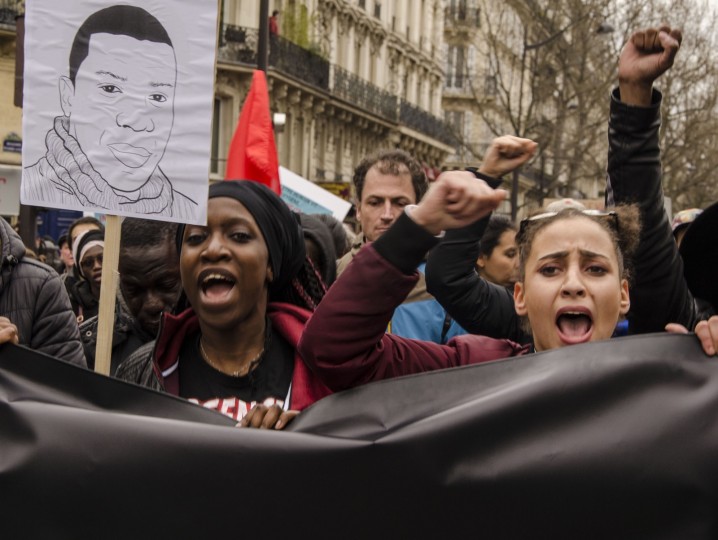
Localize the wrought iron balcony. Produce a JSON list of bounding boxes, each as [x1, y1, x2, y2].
[[332, 65, 398, 121], [218, 24, 329, 90], [0, 0, 19, 27], [399, 99, 458, 147], [217, 24, 454, 147], [444, 6, 480, 27]]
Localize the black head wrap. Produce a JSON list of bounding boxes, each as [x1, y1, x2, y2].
[[176, 180, 305, 298], [299, 213, 337, 286]]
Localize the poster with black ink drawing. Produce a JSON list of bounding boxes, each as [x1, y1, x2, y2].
[[20, 0, 218, 225]]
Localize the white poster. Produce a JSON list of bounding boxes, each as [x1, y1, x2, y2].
[[279, 167, 352, 221], [21, 0, 218, 225]]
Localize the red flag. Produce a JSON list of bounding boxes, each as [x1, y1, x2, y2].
[[225, 70, 281, 194]]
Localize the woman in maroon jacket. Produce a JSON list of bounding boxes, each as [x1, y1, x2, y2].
[[298, 170, 718, 392]]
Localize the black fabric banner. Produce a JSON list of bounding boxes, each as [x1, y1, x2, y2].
[[1, 334, 718, 539]]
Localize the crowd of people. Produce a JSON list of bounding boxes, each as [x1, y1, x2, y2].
[[1, 24, 717, 431]]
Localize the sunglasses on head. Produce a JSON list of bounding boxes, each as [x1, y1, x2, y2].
[[518, 209, 619, 242]]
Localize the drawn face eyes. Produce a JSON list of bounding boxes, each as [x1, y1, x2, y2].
[[99, 84, 121, 94], [149, 93, 168, 103]]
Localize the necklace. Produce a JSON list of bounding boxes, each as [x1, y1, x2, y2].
[[199, 338, 265, 378]]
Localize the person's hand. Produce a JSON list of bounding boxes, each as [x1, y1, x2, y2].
[[618, 26, 682, 106], [479, 135, 538, 178], [409, 171, 507, 235], [0, 317, 19, 346], [666, 316, 718, 356], [237, 403, 299, 430]]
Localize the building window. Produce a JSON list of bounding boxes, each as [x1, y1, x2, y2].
[[374, 3, 381, 18], [484, 75, 497, 96], [211, 98, 222, 175], [445, 110, 465, 137], [210, 96, 234, 176], [358, 0, 365, 9], [446, 45, 466, 89]]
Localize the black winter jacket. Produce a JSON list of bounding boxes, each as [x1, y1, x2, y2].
[[79, 304, 152, 375], [606, 88, 699, 333], [425, 216, 531, 344], [426, 88, 699, 341], [0, 218, 85, 367]]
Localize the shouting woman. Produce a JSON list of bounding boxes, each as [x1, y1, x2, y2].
[[117, 181, 331, 428]]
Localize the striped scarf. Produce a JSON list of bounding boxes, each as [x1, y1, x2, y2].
[[43, 116, 175, 214]]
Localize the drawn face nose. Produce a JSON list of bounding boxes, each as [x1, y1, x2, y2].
[[116, 97, 155, 132]]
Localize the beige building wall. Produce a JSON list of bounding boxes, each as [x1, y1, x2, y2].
[[0, 33, 21, 167]]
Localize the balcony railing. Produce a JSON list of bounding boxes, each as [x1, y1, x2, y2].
[[332, 65, 398, 121], [218, 24, 455, 146], [218, 24, 330, 90], [444, 7, 480, 27], [0, 0, 19, 27], [400, 99, 458, 147]]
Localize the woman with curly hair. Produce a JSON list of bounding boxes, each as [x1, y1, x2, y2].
[[298, 171, 717, 391]]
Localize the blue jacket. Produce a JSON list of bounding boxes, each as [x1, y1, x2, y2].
[[337, 241, 465, 344]]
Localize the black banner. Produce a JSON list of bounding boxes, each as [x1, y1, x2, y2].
[[1, 334, 718, 538]]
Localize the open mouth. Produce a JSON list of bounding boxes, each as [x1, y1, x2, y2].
[[108, 143, 151, 169], [556, 311, 593, 344], [198, 270, 236, 303]]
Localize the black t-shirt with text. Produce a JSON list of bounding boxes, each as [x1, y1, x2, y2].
[[178, 324, 294, 421]]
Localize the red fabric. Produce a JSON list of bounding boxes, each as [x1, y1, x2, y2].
[[267, 302, 333, 410], [269, 16, 279, 35], [225, 70, 281, 194], [298, 244, 529, 392]]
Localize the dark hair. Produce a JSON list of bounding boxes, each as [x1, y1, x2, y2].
[[272, 10, 280, 16], [478, 215, 517, 258], [57, 234, 69, 250], [68, 216, 104, 244], [352, 149, 428, 203], [69, 5, 173, 85], [300, 214, 337, 286], [518, 205, 641, 283], [312, 213, 351, 258], [121, 217, 178, 251]]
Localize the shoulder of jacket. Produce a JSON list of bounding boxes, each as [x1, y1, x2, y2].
[[8, 258, 59, 282], [116, 341, 156, 381]]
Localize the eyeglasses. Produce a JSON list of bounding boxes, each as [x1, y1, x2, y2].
[[80, 254, 104, 270], [517, 209, 618, 242]]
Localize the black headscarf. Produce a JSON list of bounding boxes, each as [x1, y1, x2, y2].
[[299, 213, 337, 286], [176, 181, 306, 297]]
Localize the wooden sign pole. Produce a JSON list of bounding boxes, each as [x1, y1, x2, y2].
[[94, 215, 121, 375]]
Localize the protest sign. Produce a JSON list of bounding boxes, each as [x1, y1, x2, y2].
[[20, 0, 217, 226], [280, 166, 352, 221]]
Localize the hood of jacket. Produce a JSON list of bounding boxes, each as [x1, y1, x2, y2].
[[0, 219, 26, 293]]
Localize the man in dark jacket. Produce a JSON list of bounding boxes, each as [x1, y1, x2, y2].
[[0, 218, 86, 367], [80, 218, 180, 374]]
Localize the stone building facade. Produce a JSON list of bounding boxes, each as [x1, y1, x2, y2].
[[216, 0, 455, 197]]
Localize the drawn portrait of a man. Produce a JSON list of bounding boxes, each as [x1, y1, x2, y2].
[[22, 4, 200, 220]]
